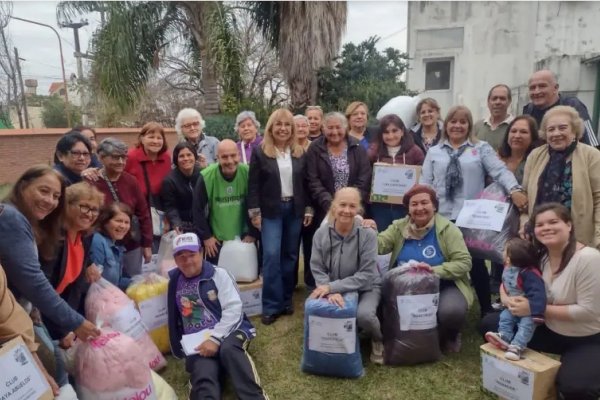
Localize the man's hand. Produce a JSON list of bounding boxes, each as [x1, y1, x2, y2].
[[195, 340, 220, 357], [203, 237, 220, 258]]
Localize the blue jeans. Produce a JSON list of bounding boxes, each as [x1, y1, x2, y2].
[[34, 324, 69, 387], [370, 203, 407, 232], [499, 308, 536, 348], [261, 201, 302, 315]]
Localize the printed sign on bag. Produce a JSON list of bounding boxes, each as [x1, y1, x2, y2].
[[396, 293, 439, 331], [308, 316, 356, 354], [138, 293, 168, 331], [455, 199, 509, 232]]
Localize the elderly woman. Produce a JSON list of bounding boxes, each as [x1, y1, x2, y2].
[[176, 107, 220, 168], [53, 131, 93, 185], [293, 114, 311, 151], [376, 185, 473, 352], [160, 142, 201, 233], [305, 105, 324, 141], [421, 105, 526, 317], [248, 108, 313, 325], [410, 98, 444, 154], [521, 106, 600, 249], [481, 203, 600, 400], [311, 187, 383, 364], [234, 110, 263, 164], [346, 101, 376, 149], [87, 138, 153, 276]]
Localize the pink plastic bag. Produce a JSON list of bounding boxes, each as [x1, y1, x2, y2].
[[85, 278, 167, 370], [75, 329, 157, 399]]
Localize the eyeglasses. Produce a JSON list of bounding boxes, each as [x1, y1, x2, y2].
[[78, 204, 100, 216], [69, 150, 91, 159], [182, 121, 201, 129], [108, 154, 128, 162]]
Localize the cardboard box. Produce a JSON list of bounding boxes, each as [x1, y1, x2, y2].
[[0, 336, 53, 400], [481, 343, 561, 400], [238, 277, 262, 317]]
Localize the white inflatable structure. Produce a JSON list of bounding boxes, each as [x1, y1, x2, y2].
[[376, 96, 420, 128]]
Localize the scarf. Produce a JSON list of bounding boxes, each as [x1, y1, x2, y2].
[[54, 163, 83, 186], [444, 144, 468, 201], [535, 140, 577, 206], [402, 216, 435, 240]]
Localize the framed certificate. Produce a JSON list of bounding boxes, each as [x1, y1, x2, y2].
[[370, 162, 421, 204]]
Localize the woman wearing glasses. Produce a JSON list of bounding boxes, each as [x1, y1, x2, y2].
[[86, 138, 153, 276], [53, 132, 93, 185], [176, 108, 220, 168]]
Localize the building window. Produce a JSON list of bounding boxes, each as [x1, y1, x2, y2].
[[425, 59, 452, 91]]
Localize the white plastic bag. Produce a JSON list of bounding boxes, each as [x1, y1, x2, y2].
[[218, 236, 258, 282], [151, 371, 177, 400], [376, 96, 420, 127], [156, 231, 177, 278]]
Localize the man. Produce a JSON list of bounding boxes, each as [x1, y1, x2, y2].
[[523, 70, 599, 147], [166, 233, 267, 400], [473, 84, 514, 150], [193, 139, 258, 264]]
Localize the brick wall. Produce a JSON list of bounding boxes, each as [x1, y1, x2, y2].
[[0, 128, 179, 185]]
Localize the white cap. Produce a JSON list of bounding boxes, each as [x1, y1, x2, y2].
[[172, 233, 201, 255]]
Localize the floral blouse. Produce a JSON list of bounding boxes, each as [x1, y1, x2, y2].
[[329, 149, 350, 192]]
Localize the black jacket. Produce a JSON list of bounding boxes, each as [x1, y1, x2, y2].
[[160, 166, 200, 232], [247, 146, 310, 219], [305, 135, 372, 216]]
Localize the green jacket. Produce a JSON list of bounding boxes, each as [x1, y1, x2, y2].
[[377, 213, 474, 308]]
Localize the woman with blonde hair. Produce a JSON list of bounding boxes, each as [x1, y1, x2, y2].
[[346, 101, 376, 149], [248, 108, 314, 325], [410, 97, 444, 154], [310, 187, 383, 363]]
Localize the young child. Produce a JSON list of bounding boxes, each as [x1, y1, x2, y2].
[[485, 238, 546, 360], [89, 203, 133, 290]]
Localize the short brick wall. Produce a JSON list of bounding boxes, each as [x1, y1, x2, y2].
[[0, 128, 179, 185]]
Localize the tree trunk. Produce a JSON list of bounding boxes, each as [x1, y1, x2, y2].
[[201, 51, 220, 115]]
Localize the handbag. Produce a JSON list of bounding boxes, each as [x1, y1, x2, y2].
[[101, 170, 142, 243], [141, 163, 165, 237]]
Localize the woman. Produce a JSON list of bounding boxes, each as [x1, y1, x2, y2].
[[410, 98, 443, 154], [305, 111, 372, 288], [346, 101, 374, 149], [498, 115, 541, 184], [481, 203, 600, 400], [41, 182, 104, 338], [89, 203, 132, 290], [305, 105, 324, 141], [521, 106, 600, 249], [375, 185, 473, 352], [248, 108, 313, 325], [293, 114, 311, 151], [310, 187, 383, 364], [235, 110, 263, 164], [74, 126, 102, 168], [421, 105, 526, 317], [88, 138, 153, 276], [367, 114, 425, 231], [53, 132, 93, 185], [176, 108, 220, 167], [160, 142, 201, 233]]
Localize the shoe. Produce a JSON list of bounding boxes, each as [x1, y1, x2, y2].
[[55, 384, 78, 400], [491, 300, 504, 311], [370, 340, 384, 365], [485, 331, 510, 350], [505, 345, 523, 361], [444, 333, 462, 353], [261, 314, 278, 325], [282, 306, 294, 316]]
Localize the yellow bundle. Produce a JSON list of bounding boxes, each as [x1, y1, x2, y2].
[[126, 273, 170, 353]]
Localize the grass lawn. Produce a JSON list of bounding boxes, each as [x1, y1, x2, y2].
[[158, 282, 495, 400]]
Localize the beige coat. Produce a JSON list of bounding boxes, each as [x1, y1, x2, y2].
[[0, 264, 37, 352], [522, 143, 600, 248]]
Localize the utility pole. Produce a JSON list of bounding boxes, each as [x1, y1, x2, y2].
[[60, 20, 89, 125], [14, 47, 28, 128]]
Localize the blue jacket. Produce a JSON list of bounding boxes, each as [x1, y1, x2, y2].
[[89, 232, 130, 290], [503, 267, 547, 322], [167, 261, 256, 359]]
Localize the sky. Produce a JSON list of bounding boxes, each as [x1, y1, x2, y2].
[[5, 1, 408, 94]]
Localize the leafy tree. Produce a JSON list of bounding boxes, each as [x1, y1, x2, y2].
[[317, 37, 413, 118], [42, 96, 81, 128]]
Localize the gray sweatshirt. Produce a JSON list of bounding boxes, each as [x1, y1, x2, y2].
[[311, 219, 380, 293]]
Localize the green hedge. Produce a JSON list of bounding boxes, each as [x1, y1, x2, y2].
[[204, 114, 238, 141]]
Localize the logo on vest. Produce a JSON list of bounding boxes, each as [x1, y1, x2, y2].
[[226, 186, 234, 195], [422, 245, 436, 259], [207, 290, 218, 301]]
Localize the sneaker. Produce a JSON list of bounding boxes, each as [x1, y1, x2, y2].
[[370, 340, 384, 365], [55, 384, 78, 400], [505, 345, 523, 361], [444, 332, 462, 353], [485, 331, 510, 350]]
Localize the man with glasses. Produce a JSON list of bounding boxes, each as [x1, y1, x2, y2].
[[176, 108, 220, 168]]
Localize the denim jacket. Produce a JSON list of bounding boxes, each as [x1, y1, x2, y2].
[[89, 233, 130, 290]]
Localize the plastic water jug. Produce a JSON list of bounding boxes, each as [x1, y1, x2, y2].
[[218, 237, 258, 282]]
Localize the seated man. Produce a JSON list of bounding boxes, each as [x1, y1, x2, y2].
[[166, 233, 268, 400]]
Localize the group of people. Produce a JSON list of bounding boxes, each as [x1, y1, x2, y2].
[[0, 68, 599, 400]]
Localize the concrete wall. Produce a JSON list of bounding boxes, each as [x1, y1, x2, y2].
[[0, 127, 178, 185], [407, 1, 600, 120]]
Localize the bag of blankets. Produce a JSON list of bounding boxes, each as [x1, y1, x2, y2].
[[126, 273, 170, 353], [301, 292, 363, 378], [382, 262, 441, 365], [75, 329, 158, 400], [460, 182, 520, 264], [85, 278, 167, 370]]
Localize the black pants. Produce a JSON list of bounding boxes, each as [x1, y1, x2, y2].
[[480, 312, 600, 400], [470, 257, 492, 316], [185, 332, 268, 400], [294, 216, 319, 290], [437, 283, 468, 343]]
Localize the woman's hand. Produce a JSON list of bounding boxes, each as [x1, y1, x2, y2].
[[518, 220, 531, 240], [511, 191, 528, 213], [310, 285, 331, 299], [74, 319, 101, 341], [198, 154, 208, 169], [327, 293, 345, 308], [143, 247, 152, 263], [85, 263, 102, 283], [251, 216, 262, 231], [506, 295, 531, 317], [241, 236, 256, 244], [414, 262, 433, 272], [32, 352, 60, 396], [361, 218, 378, 230], [303, 215, 313, 227], [81, 167, 101, 182], [59, 332, 76, 349]]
